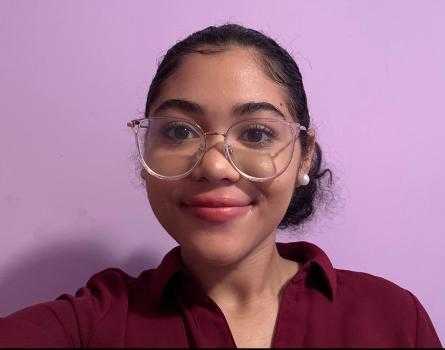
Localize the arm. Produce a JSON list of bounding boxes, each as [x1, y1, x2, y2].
[[0, 268, 130, 347], [407, 290, 442, 348], [0, 300, 80, 347]]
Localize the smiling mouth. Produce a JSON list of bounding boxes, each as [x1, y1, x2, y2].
[[180, 201, 254, 223]]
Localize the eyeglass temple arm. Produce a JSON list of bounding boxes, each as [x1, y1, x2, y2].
[[127, 118, 150, 129], [127, 119, 141, 128]]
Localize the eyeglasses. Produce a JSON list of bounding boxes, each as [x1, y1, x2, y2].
[[127, 116, 307, 182]]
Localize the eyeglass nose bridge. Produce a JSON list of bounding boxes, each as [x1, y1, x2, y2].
[[201, 131, 233, 158], [203, 131, 227, 137]]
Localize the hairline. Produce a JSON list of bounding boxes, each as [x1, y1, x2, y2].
[[148, 43, 297, 121]]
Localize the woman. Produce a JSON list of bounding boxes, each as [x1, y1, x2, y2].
[[0, 23, 441, 348]]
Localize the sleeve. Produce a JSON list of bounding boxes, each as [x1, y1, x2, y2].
[[407, 290, 442, 348], [0, 268, 129, 347], [0, 300, 80, 347]]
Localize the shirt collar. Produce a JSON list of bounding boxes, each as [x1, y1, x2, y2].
[[276, 241, 337, 301], [148, 241, 337, 307]]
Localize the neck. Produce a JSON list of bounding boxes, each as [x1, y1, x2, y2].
[[181, 234, 299, 311]]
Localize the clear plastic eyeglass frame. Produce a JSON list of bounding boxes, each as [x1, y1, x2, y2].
[[127, 117, 307, 182]]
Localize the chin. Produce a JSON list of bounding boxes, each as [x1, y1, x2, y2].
[[175, 229, 269, 268]]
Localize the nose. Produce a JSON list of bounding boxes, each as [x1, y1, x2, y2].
[[189, 133, 241, 183]]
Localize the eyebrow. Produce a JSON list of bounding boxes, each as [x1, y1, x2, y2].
[[152, 99, 285, 119], [232, 101, 285, 119], [153, 99, 205, 115]]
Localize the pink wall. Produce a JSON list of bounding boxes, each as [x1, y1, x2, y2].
[[1, 0, 443, 341]]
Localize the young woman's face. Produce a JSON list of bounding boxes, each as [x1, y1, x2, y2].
[[145, 47, 313, 266]]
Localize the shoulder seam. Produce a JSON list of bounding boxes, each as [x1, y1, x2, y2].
[[405, 289, 419, 346], [42, 303, 77, 347], [59, 294, 87, 347], [83, 269, 130, 347]]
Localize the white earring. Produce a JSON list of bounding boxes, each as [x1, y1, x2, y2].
[[298, 173, 310, 186]]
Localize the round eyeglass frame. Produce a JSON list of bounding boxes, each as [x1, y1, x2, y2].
[[127, 116, 307, 182]]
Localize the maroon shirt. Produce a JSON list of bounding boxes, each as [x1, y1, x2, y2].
[[0, 241, 441, 347]]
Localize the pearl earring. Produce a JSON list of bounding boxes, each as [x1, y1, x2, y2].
[[298, 173, 310, 186]]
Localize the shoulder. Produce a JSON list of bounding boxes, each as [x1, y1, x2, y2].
[[0, 298, 81, 346], [59, 267, 156, 312], [333, 269, 441, 347], [0, 267, 158, 347], [334, 268, 416, 310], [52, 267, 156, 345], [80, 267, 148, 294], [0, 268, 137, 347], [335, 268, 410, 295]]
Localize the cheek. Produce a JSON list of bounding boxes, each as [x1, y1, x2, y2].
[[260, 176, 295, 211], [145, 178, 178, 224], [255, 157, 300, 223]]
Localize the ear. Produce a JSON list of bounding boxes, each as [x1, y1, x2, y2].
[[299, 128, 316, 176]]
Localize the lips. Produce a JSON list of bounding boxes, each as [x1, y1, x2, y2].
[[181, 195, 254, 222]]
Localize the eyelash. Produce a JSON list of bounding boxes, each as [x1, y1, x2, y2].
[[160, 122, 198, 140], [240, 124, 276, 142]]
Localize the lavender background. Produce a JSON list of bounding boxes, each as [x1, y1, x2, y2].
[[0, 0, 443, 342]]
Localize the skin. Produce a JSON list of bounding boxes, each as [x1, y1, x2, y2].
[[144, 47, 316, 347]]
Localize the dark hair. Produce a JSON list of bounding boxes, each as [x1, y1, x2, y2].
[[143, 23, 333, 230]]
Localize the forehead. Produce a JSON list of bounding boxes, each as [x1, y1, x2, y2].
[[152, 47, 291, 121]]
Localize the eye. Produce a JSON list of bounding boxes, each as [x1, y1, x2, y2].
[[239, 124, 276, 144], [161, 122, 200, 140]]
